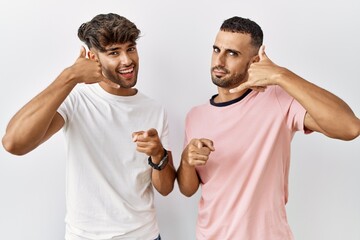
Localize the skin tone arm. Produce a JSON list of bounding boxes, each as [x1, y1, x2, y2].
[[230, 46, 360, 140], [177, 138, 214, 197], [2, 47, 119, 155], [132, 128, 176, 196]]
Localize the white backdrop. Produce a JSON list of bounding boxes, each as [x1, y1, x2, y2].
[[1, 0, 359, 239]]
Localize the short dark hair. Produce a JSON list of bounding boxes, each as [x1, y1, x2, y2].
[[220, 16, 263, 48], [78, 13, 141, 52]]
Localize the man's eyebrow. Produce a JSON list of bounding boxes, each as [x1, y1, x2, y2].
[[105, 43, 137, 52], [105, 47, 120, 51]]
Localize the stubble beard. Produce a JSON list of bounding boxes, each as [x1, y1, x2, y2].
[[104, 67, 138, 89], [211, 71, 247, 88]]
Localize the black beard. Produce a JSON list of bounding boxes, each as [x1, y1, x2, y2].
[[211, 74, 246, 88], [210, 63, 250, 88]]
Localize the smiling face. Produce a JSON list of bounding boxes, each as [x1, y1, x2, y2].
[[211, 31, 258, 90], [89, 41, 139, 95]]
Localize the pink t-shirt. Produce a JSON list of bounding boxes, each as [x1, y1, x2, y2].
[[185, 86, 308, 240]]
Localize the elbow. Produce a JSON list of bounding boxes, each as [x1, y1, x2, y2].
[[341, 119, 360, 141], [325, 119, 360, 141], [2, 135, 29, 156], [180, 189, 196, 198], [158, 183, 175, 197], [332, 128, 360, 141], [159, 191, 171, 197], [343, 133, 359, 141], [178, 184, 198, 197]]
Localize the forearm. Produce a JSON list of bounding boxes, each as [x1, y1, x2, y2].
[[2, 69, 77, 154], [177, 160, 200, 197], [151, 152, 176, 196], [278, 68, 360, 140]]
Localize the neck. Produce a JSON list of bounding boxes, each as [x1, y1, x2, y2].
[[214, 87, 248, 103], [99, 82, 137, 96]]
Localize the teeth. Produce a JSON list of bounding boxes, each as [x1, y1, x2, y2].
[[119, 68, 133, 74]]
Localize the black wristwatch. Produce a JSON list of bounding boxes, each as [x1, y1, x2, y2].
[[148, 148, 169, 170]]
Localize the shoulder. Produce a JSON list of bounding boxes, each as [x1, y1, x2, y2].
[[68, 84, 93, 99], [186, 101, 210, 119], [136, 91, 164, 108]]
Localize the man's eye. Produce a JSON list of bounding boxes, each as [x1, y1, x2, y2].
[[109, 52, 118, 56], [228, 51, 238, 56], [128, 47, 136, 52], [213, 48, 220, 53]]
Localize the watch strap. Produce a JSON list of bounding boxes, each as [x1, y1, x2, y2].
[[148, 148, 169, 170]]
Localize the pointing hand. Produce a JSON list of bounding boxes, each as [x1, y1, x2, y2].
[[182, 138, 215, 167], [132, 128, 164, 160]]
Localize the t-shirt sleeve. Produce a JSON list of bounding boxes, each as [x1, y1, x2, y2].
[[275, 86, 309, 133], [57, 91, 77, 125], [159, 107, 171, 151], [183, 110, 193, 149]]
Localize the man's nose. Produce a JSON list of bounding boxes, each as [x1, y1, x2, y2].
[[213, 52, 225, 67], [119, 52, 132, 65]]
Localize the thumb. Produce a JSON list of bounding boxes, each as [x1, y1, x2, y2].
[[258, 45, 267, 61], [191, 139, 204, 149], [78, 46, 86, 59], [145, 128, 158, 138], [200, 138, 215, 151]]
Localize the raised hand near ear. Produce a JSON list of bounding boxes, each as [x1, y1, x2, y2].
[[67, 46, 119, 88], [229, 45, 284, 93]]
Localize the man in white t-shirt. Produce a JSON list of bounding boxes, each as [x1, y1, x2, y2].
[[177, 16, 360, 239], [2, 13, 175, 240]]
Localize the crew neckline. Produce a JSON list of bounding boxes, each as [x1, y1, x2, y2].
[[90, 84, 141, 101], [210, 89, 252, 107]]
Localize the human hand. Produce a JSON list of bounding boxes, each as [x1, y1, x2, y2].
[[229, 45, 284, 93], [182, 138, 215, 167], [132, 128, 164, 162], [68, 46, 119, 88]]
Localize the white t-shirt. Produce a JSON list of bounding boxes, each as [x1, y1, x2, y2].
[[57, 84, 170, 240]]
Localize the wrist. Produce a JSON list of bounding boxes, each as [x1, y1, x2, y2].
[[273, 67, 291, 86], [181, 158, 195, 169], [148, 148, 169, 171], [150, 147, 166, 164], [61, 67, 80, 87]]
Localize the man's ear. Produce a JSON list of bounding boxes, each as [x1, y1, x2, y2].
[[251, 54, 260, 63], [250, 46, 261, 63], [88, 50, 98, 61]]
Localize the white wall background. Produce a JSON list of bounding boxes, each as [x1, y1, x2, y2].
[[0, 0, 359, 239]]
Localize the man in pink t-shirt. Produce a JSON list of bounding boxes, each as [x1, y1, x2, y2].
[[177, 16, 360, 240]]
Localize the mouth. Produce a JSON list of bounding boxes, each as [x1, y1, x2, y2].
[[212, 69, 227, 78], [117, 66, 135, 79], [212, 66, 229, 78]]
